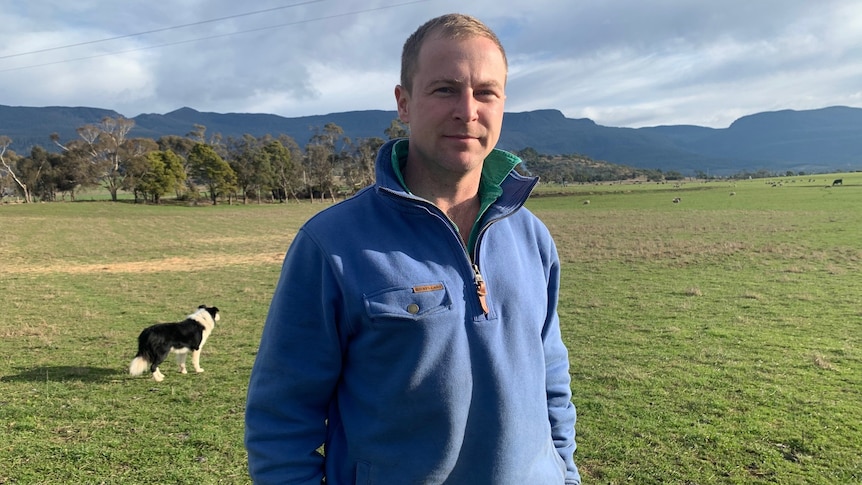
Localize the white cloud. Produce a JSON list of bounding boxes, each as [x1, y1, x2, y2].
[[1, 0, 861, 127]]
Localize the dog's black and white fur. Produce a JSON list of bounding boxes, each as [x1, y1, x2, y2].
[[129, 305, 220, 382]]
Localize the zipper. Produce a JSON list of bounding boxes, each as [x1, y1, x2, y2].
[[384, 188, 490, 315], [469, 202, 530, 317], [381, 184, 532, 317], [472, 264, 490, 315]]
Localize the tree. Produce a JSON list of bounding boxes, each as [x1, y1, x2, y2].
[[344, 137, 383, 192], [384, 118, 409, 140], [56, 116, 143, 201], [644, 169, 664, 182], [0, 136, 33, 203], [305, 122, 345, 202], [136, 149, 186, 204], [664, 170, 684, 181], [92, 116, 136, 201], [48, 145, 89, 201], [269, 136, 301, 202], [157, 135, 197, 197], [187, 143, 237, 205], [157, 135, 196, 159], [303, 144, 331, 202], [121, 138, 160, 202], [21, 146, 59, 201], [187, 124, 207, 144], [226, 134, 274, 204], [55, 138, 101, 197]]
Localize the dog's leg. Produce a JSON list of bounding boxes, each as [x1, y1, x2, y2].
[[176, 351, 188, 374], [191, 349, 204, 373], [153, 367, 165, 382]]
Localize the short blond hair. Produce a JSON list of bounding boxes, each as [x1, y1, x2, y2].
[[400, 13, 508, 94]]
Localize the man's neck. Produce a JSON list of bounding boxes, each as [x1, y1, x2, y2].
[[403, 162, 482, 243], [439, 193, 481, 245]]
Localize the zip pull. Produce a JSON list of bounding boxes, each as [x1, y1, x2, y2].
[[472, 264, 490, 315]]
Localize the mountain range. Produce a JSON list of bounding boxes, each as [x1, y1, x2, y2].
[[2, 104, 861, 176]]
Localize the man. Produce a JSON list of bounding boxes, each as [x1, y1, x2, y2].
[[245, 13, 580, 484]]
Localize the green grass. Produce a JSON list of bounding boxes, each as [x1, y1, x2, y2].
[[2, 174, 861, 484], [533, 173, 862, 484]]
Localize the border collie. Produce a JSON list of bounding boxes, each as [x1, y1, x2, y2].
[[129, 305, 220, 382]]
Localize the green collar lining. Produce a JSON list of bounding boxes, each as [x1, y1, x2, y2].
[[390, 139, 520, 253]]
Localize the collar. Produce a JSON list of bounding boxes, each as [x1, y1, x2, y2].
[[390, 139, 520, 211], [390, 139, 521, 253]]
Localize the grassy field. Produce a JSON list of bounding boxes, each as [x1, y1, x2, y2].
[[1, 173, 860, 484]]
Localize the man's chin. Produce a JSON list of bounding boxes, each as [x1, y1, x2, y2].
[[440, 151, 488, 172]]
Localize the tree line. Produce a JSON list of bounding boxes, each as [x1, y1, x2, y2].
[[1, 115, 690, 205], [0, 115, 410, 204], [514, 147, 685, 184]]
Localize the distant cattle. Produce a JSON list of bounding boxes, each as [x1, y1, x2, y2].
[[832, 179, 843, 186], [672, 197, 681, 204]]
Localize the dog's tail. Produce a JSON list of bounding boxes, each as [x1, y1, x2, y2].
[[129, 356, 149, 376]]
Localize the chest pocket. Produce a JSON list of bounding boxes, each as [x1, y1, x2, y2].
[[363, 282, 452, 321]]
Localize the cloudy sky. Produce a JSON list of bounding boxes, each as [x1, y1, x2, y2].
[[2, 0, 861, 128]]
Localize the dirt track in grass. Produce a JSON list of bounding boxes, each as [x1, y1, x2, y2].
[[4, 253, 286, 275]]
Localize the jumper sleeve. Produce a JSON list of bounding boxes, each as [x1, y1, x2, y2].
[[245, 229, 344, 484], [543, 247, 582, 485]]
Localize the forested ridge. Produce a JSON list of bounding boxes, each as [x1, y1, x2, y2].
[[4, 104, 862, 180], [2, 115, 680, 204]]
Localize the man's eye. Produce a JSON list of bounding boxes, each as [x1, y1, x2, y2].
[[476, 90, 500, 99]]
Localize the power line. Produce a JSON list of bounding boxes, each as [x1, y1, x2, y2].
[[0, 0, 324, 60], [0, 0, 430, 72]]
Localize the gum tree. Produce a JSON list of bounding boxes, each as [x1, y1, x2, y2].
[[0, 136, 33, 202], [187, 143, 237, 205], [137, 149, 186, 204]]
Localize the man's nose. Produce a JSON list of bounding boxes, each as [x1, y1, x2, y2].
[[452, 91, 479, 122]]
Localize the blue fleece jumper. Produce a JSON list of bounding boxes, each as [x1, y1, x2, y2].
[[245, 139, 580, 484]]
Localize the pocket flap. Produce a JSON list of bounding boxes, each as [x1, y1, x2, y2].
[[363, 282, 451, 320]]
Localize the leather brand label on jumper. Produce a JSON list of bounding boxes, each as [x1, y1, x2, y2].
[[412, 283, 444, 293]]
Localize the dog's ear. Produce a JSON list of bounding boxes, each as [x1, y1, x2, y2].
[[199, 304, 206, 309]]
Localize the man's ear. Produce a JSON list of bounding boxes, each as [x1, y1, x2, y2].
[[395, 85, 410, 123]]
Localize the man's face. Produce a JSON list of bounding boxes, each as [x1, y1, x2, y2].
[[395, 33, 507, 178]]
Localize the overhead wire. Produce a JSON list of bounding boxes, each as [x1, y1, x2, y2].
[[0, 0, 324, 60], [0, 0, 430, 73]]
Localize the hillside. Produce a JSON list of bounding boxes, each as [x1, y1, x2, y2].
[[2, 104, 861, 175]]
